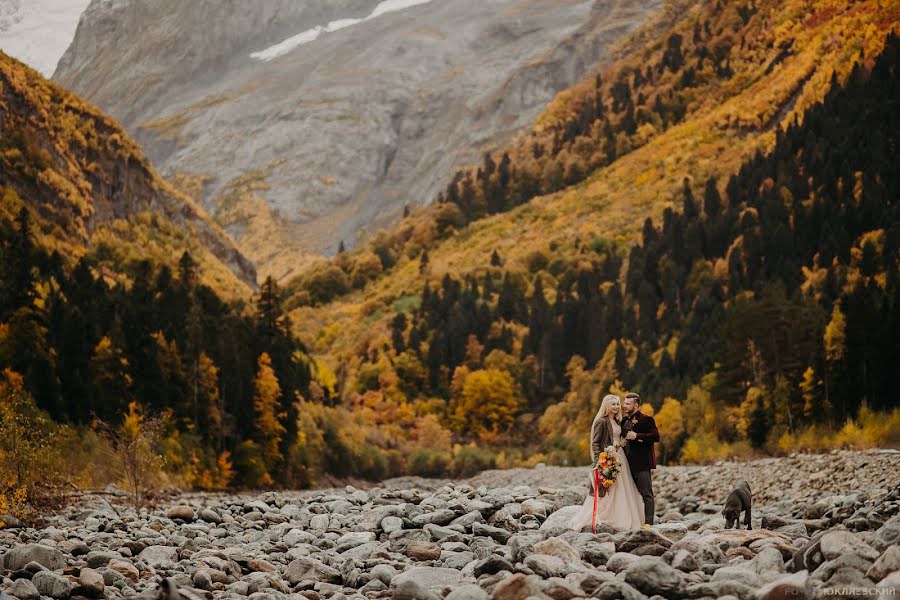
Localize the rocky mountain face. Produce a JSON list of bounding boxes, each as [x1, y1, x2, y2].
[[53, 0, 661, 280], [0, 0, 90, 77], [0, 52, 256, 291], [0, 450, 898, 599]]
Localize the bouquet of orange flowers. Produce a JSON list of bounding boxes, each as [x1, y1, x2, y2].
[[594, 445, 622, 491]]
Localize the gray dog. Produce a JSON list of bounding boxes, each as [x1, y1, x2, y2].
[[723, 480, 752, 529]]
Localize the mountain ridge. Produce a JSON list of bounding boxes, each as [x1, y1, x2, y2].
[[53, 0, 663, 282], [0, 51, 256, 294]]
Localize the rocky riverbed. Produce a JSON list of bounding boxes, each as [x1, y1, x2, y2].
[[1, 450, 899, 600]]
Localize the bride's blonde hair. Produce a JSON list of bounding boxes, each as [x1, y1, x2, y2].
[[598, 393, 621, 420], [590, 394, 621, 443]]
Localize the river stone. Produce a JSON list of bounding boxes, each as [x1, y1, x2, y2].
[[407, 541, 442, 561], [819, 530, 879, 561], [524, 554, 566, 578], [755, 570, 810, 600], [371, 564, 397, 586], [393, 579, 440, 600], [381, 516, 404, 533], [108, 559, 139, 583], [2, 544, 66, 571], [472, 555, 513, 577], [78, 567, 105, 598], [533, 537, 580, 562], [867, 546, 900, 581], [9, 579, 40, 600], [540, 506, 581, 532], [138, 545, 179, 569], [444, 583, 488, 600], [592, 580, 649, 600], [198, 508, 222, 524], [284, 556, 341, 584], [165, 506, 195, 521], [32, 571, 75, 600], [490, 573, 543, 600], [622, 556, 684, 597], [392, 567, 463, 589]]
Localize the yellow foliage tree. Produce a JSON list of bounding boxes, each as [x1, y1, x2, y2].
[[198, 352, 223, 442], [452, 369, 521, 442], [654, 397, 685, 463], [252, 352, 285, 478]]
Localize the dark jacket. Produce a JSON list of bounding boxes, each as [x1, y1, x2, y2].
[[621, 410, 660, 471]]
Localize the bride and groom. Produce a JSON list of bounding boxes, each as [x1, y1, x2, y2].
[[570, 392, 660, 532]]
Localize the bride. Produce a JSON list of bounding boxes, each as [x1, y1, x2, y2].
[[569, 394, 645, 531]]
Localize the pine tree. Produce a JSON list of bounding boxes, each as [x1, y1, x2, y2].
[[252, 352, 285, 480]]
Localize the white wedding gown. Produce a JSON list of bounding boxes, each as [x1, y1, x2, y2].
[[569, 418, 645, 531]]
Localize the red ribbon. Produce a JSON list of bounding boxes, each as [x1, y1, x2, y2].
[[592, 468, 600, 533]]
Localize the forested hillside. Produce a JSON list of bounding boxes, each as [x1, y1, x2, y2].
[[1, 0, 898, 500], [280, 0, 900, 476], [0, 55, 314, 495]]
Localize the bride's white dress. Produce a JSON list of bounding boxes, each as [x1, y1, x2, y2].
[[569, 418, 645, 531]]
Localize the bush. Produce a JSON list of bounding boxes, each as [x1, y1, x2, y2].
[[408, 448, 451, 477], [0, 378, 67, 516], [232, 440, 270, 488], [451, 444, 496, 477], [357, 444, 390, 481]]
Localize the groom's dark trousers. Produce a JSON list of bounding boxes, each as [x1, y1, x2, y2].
[[633, 471, 655, 526], [623, 410, 660, 525]]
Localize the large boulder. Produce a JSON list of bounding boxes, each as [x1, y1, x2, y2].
[[819, 529, 879, 561], [867, 546, 900, 582], [539, 506, 581, 533], [622, 556, 684, 598], [2, 544, 66, 571], [32, 571, 75, 600]]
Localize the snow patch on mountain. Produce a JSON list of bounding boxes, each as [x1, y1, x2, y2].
[[0, 0, 90, 76], [250, 0, 434, 61]]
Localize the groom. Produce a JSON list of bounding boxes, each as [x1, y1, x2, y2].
[[621, 392, 660, 526]]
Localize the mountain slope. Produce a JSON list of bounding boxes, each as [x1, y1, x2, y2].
[[279, 0, 899, 457], [53, 0, 662, 281], [0, 52, 255, 294]]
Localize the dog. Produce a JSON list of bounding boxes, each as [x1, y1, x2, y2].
[[723, 480, 752, 529]]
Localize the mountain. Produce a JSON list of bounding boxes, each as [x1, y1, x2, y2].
[[0, 0, 90, 77], [279, 0, 899, 465], [53, 0, 662, 281], [0, 52, 255, 294]]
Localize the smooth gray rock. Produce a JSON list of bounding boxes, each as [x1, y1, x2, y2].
[[283, 556, 341, 584], [391, 567, 462, 589], [137, 545, 179, 569], [32, 571, 75, 600], [867, 546, 900, 582], [622, 556, 684, 598], [2, 545, 66, 571], [9, 579, 40, 600]]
